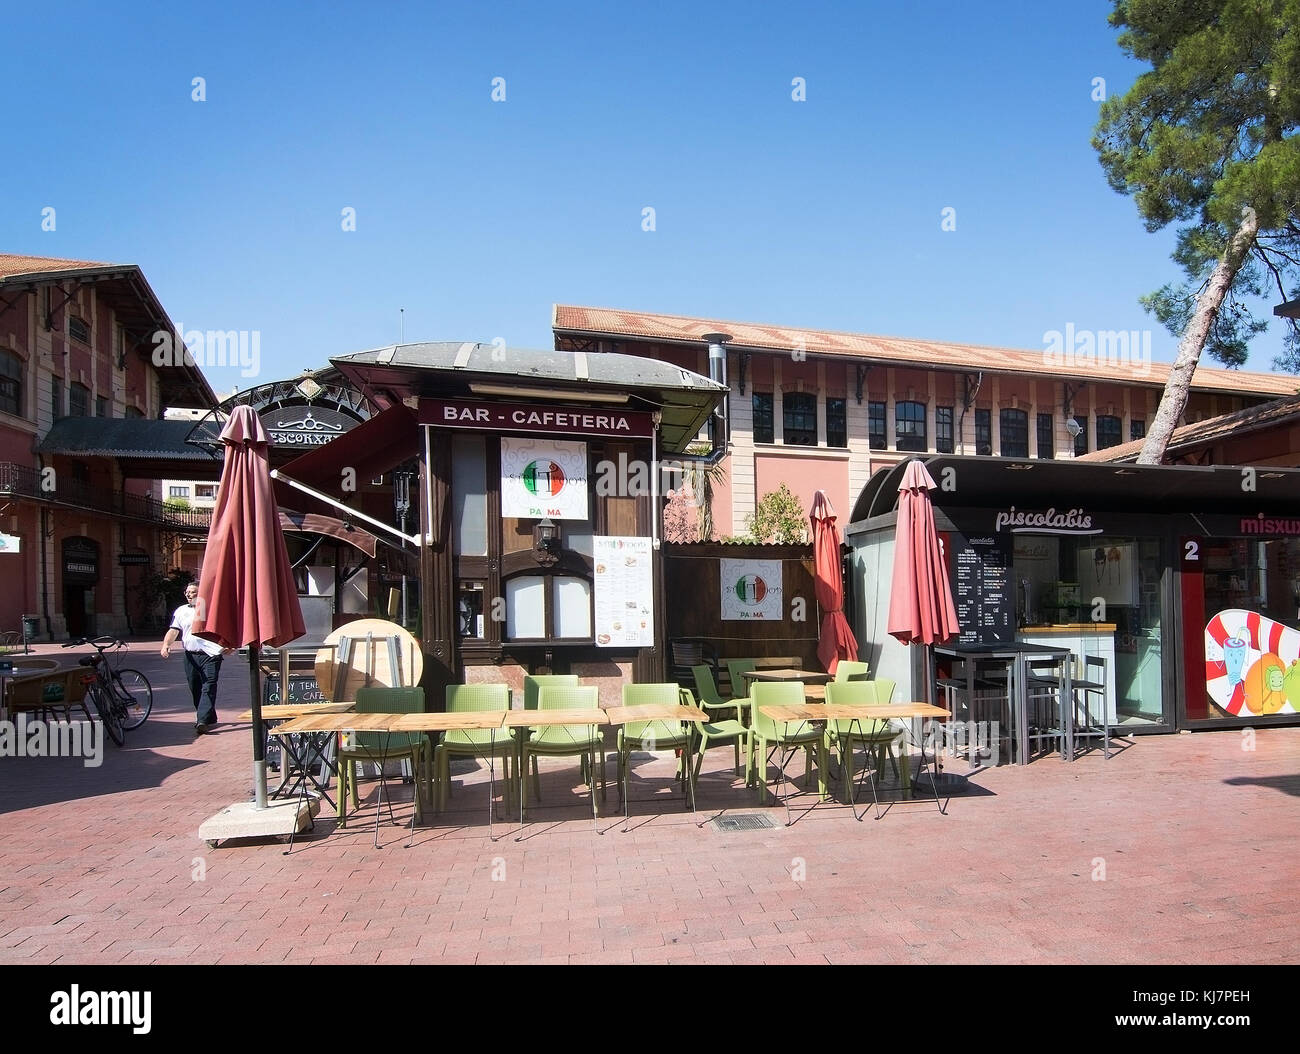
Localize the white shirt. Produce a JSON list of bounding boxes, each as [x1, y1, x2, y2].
[[170, 603, 225, 657]]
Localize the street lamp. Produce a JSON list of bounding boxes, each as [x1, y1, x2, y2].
[[392, 470, 413, 627]]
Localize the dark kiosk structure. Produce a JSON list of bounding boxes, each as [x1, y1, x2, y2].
[[847, 456, 1300, 736], [276, 342, 725, 704]]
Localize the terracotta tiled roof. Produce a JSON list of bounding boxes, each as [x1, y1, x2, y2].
[[553, 304, 1300, 398], [0, 253, 120, 280], [0, 251, 217, 408], [1077, 392, 1300, 463]]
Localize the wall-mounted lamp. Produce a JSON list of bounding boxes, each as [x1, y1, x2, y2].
[[533, 517, 561, 564]]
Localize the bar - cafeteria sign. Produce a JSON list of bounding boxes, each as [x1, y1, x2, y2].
[[421, 398, 654, 439]]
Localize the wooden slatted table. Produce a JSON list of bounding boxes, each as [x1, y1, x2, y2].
[[502, 709, 610, 834], [756, 702, 953, 820], [271, 711, 512, 847], [741, 668, 832, 685], [238, 702, 352, 721], [603, 703, 710, 828]]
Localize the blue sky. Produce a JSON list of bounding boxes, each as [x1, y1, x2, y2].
[[3, 0, 1292, 395]]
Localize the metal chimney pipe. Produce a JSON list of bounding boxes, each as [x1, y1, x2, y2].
[[702, 332, 731, 447]]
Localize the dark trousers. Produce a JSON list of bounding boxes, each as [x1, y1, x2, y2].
[[184, 650, 223, 725]]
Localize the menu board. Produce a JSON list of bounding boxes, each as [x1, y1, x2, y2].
[[593, 536, 654, 647], [262, 673, 327, 707], [948, 532, 1014, 645]]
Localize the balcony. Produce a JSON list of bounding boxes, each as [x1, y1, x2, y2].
[[0, 462, 212, 530]]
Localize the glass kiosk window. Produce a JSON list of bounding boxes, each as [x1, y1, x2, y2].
[[1013, 533, 1166, 728]]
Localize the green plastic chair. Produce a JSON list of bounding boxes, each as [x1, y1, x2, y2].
[[523, 674, 579, 710], [520, 684, 606, 818], [692, 664, 750, 771], [681, 686, 750, 786], [748, 681, 823, 805], [617, 683, 695, 808], [520, 675, 579, 791], [435, 684, 514, 813], [824, 678, 899, 802], [725, 659, 756, 700], [337, 686, 428, 829], [833, 660, 871, 682]]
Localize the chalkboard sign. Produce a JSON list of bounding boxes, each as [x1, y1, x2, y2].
[[262, 673, 327, 707], [947, 531, 1014, 646]]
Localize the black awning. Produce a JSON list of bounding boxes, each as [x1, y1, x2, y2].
[[849, 455, 1300, 527], [37, 417, 220, 461]]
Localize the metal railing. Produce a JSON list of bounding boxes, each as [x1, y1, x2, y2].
[[0, 462, 212, 529]]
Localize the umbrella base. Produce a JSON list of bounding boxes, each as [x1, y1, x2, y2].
[[198, 797, 318, 848]]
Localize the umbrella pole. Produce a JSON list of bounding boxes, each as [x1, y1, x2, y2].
[[927, 643, 943, 777], [250, 643, 268, 809]]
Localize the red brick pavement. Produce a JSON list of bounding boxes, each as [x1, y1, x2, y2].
[[1, 639, 1297, 964]]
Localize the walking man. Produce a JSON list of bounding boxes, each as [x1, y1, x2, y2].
[[161, 584, 227, 735]]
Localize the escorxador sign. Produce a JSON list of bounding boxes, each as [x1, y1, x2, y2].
[[421, 398, 654, 439]]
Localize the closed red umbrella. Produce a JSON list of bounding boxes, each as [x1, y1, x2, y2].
[[887, 459, 960, 788], [193, 405, 305, 808], [810, 491, 858, 674], [887, 460, 959, 648]]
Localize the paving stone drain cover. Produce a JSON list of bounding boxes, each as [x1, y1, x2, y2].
[[711, 814, 777, 832]]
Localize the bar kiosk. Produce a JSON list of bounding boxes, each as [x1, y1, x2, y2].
[[273, 342, 726, 703]]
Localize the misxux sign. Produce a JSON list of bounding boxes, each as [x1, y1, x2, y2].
[[422, 398, 654, 439]]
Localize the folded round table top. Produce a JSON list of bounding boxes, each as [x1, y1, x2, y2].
[[312, 619, 423, 703]]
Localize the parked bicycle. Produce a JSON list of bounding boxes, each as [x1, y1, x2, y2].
[[61, 636, 153, 747]]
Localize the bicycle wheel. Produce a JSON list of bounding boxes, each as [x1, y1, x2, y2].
[[91, 685, 125, 747], [112, 669, 153, 730]]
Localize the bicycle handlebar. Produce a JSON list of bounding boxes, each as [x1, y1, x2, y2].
[[61, 636, 125, 651]]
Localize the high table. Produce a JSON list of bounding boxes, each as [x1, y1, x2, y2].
[[602, 702, 709, 831], [502, 709, 611, 838], [932, 642, 1075, 765]]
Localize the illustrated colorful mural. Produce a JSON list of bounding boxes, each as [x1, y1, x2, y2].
[[1205, 609, 1300, 717]]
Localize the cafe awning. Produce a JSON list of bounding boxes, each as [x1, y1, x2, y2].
[[849, 456, 1300, 527], [330, 342, 727, 454], [278, 511, 377, 558], [274, 402, 419, 491]]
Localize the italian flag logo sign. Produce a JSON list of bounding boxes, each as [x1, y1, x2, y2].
[[522, 460, 566, 498], [735, 574, 768, 604], [720, 558, 783, 621], [1205, 609, 1300, 717], [500, 438, 588, 520]]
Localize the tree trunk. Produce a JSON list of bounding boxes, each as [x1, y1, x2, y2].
[[1137, 208, 1259, 464]]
